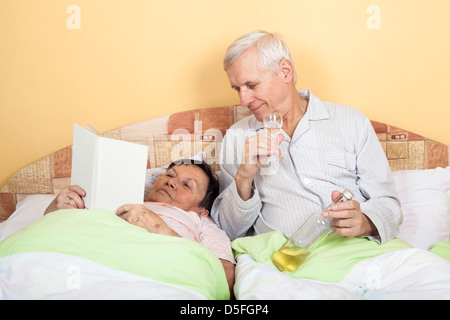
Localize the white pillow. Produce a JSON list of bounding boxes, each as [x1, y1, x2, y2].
[[144, 167, 167, 200], [394, 167, 450, 249], [0, 194, 55, 241]]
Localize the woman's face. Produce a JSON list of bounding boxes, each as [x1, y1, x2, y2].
[[147, 164, 209, 216]]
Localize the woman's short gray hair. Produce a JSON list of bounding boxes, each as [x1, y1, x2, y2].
[[223, 30, 297, 84]]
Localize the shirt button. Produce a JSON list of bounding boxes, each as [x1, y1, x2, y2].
[[304, 178, 310, 185]]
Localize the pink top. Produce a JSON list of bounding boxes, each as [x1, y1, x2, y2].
[[144, 202, 235, 264]]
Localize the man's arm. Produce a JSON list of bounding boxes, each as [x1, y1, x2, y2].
[[349, 116, 403, 242], [211, 165, 262, 240], [211, 129, 281, 240]]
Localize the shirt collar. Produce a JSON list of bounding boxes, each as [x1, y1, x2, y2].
[[298, 89, 331, 121]]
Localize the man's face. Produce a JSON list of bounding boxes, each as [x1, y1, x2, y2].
[[147, 164, 209, 216], [226, 46, 290, 122]]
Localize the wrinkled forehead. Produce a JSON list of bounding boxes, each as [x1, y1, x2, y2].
[[169, 163, 209, 185]]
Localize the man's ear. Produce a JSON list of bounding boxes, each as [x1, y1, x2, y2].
[[279, 59, 294, 84], [198, 207, 209, 218]]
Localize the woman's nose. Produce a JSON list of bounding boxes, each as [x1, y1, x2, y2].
[[166, 179, 176, 189]]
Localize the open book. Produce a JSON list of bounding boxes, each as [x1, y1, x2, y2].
[[71, 124, 148, 213]]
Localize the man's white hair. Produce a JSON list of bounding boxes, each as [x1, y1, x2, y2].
[[223, 30, 297, 84]]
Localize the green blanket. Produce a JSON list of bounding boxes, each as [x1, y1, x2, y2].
[[430, 241, 450, 261], [232, 231, 412, 282], [0, 209, 229, 300]]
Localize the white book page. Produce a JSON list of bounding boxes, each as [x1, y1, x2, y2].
[[70, 124, 98, 209], [94, 137, 148, 213]]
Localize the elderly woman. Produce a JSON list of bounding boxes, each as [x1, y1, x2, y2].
[[44, 159, 235, 294]]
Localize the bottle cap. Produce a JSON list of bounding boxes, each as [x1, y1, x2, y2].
[[342, 189, 354, 200]]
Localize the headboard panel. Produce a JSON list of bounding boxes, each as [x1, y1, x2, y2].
[[1, 105, 448, 221]]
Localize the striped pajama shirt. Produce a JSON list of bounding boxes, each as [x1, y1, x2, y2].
[[211, 89, 402, 243]]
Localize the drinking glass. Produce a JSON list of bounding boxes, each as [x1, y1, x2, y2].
[[263, 113, 283, 162]]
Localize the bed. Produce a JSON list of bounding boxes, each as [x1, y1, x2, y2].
[[1, 105, 449, 300]]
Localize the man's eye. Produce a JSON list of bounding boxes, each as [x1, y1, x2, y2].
[[184, 183, 191, 189], [248, 83, 259, 90]]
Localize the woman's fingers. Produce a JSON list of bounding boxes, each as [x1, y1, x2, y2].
[[63, 185, 86, 209]]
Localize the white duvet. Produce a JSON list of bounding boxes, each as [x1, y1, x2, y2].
[[231, 230, 450, 300], [234, 249, 450, 300], [0, 252, 206, 300]]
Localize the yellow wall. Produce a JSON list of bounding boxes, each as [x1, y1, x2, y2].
[[1, 0, 450, 187]]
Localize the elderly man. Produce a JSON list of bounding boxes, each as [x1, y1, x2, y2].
[[211, 30, 402, 244]]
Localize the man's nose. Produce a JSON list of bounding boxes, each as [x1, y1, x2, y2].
[[239, 89, 254, 107]]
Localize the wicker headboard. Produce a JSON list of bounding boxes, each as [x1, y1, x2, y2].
[[1, 105, 449, 221]]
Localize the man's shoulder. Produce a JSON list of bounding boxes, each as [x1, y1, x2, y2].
[[319, 98, 369, 122]]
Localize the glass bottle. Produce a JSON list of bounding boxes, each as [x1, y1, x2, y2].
[[272, 189, 354, 272]]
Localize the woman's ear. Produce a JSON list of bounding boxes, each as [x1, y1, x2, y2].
[[197, 207, 209, 218]]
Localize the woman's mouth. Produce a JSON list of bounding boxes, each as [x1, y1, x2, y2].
[[158, 188, 172, 199]]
